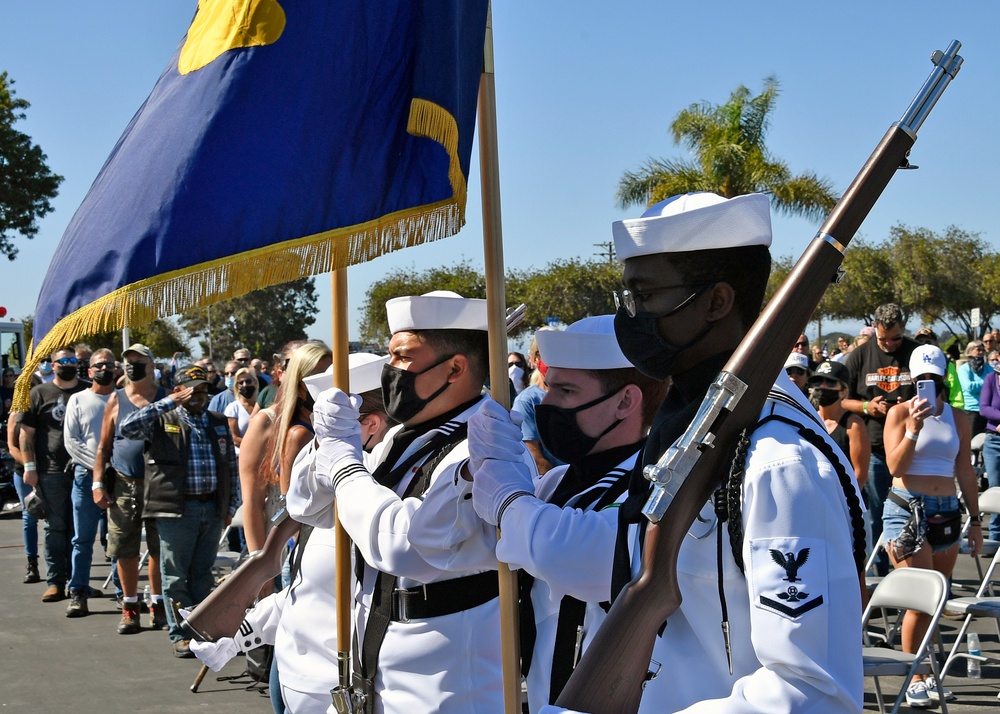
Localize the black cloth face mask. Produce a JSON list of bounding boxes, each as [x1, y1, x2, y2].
[[381, 353, 455, 424], [813, 387, 841, 407], [969, 355, 985, 373], [56, 365, 78, 381], [125, 362, 148, 381], [614, 283, 716, 381], [238, 385, 256, 399], [91, 370, 115, 387], [536, 388, 624, 464]]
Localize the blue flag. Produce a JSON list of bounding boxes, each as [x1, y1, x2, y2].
[[18, 0, 488, 406]]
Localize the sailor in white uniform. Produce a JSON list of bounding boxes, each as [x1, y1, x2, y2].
[[543, 193, 865, 713], [406, 315, 667, 712], [189, 354, 392, 714], [287, 291, 529, 714]]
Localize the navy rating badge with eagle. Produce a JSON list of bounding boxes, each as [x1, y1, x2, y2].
[[751, 538, 827, 620]]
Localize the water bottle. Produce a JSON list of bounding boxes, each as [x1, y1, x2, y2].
[[143, 585, 152, 611], [967, 631, 982, 679]]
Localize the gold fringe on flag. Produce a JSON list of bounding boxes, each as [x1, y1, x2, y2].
[[12, 98, 467, 411]]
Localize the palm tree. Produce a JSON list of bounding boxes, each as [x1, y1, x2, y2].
[[616, 76, 837, 221]]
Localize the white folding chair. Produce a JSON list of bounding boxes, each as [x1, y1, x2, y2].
[[862, 568, 950, 714], [958, 486, 1000, 594], [941, 488, 1000, 680]]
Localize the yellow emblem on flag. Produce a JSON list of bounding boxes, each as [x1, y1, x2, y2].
[[179, 0, 286, 75]]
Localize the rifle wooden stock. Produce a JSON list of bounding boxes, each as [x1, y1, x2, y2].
[[182, 513, 300, 642], [556, 41, 962, 714]]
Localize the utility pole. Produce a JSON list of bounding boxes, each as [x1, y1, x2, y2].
[[593, 241, 615, 265]]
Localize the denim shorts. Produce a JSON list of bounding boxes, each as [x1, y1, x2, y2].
[[882, 486, 961, 553]]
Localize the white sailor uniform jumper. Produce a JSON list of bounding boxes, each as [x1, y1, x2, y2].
[[287, 396, 504, 714], [510, 446, 640, 713], [540, 378, 865, 714]]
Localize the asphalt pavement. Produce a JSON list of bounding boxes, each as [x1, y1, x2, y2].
[[1, 500, 999, 712]]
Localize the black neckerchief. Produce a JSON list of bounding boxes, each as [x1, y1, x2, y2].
[[611, 351, 731, 602], [370, 396, 482, 487], [549, 440, 646, 508]]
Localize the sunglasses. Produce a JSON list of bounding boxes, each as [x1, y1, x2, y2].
[[795, 341, 809, 348], [90, 362, 114, 370], [237, 380, 256, 387], [55, 357, 79, 365], [815, 378, 842, 389], [223, 371, 238, 377], [786, 367, 807, 377]]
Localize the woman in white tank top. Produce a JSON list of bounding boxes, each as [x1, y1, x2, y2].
[[881, 345, 982, 707]]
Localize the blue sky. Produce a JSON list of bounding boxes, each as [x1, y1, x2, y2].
[[1, 2, 997, 352]]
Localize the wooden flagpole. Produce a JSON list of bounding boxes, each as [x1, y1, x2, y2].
[[331, 268, 354, 693], [478, 5, 521, 712]]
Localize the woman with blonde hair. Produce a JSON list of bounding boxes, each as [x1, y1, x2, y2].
[[239, 341, 330, 554]]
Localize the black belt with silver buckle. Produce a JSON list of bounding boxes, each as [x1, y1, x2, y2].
[[186, 491, 218, 503], [392, 570, 499, 622]]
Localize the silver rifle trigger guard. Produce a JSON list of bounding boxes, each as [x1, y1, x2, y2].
[[642, 372, 747, 524]]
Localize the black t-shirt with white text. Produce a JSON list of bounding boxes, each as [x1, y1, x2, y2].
[[843, 336, 918, 455], [19, 380, 87, 474]]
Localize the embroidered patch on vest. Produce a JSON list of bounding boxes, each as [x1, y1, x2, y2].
[[164, 423, 181, 433], [750, 537, 827, 620], [214, 425, 229, 435]]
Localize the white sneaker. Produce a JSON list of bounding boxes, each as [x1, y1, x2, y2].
[[905, 679, 933, 708], [924, 675, 955, 702]]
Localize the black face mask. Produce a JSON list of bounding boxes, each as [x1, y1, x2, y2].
[[969, 355, 985, 372], [381, 353, 454, 424], [238, 386, 256, 399], [56, 365, 78, 381], [813, 388, 841, 407], [125, 362, 148, 381], [77, 361, 90, 380], [536, 389, 624, 464], [613, 286, 715, 381], [92, 370, 114, 387]]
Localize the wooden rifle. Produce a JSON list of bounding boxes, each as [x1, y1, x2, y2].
[[182, 504, 300, 642], [555, 40, 963, 713]]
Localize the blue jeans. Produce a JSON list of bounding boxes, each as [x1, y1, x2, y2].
[[69, 466, 104, 592], [865, 452, 892, 574], [13, 472, 38, 559], [982, 432, 1000, 540], [39, 472, 73, 587], [157, 500, 224, 642]]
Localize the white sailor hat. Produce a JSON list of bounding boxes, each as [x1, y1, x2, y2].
[[909, 344, 947, 378], [303, 353, 391, 400], [612, 192, 772, 262], [784, 352, 810, 372], [534, 315, 633, 371], [385, 290, 488, 334]]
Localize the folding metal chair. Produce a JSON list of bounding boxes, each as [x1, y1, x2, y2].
[[958, 486, 1000, 594], [862, 567, 951, 714], [941, 488, 1000, 680]]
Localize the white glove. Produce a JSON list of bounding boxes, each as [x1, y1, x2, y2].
[[314, 388, 366, 487], [188, 609, 270, 672], [190, 637, 240, 672], [472, 457, 535, 527], [468, 399, 526, 473], [313, 388, 363, 441]]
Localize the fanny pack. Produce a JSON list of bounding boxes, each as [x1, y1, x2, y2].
[[887, 491, 962, 552]]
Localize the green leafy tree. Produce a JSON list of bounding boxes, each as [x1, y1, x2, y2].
[[616, 76, 837, 221], [518, 258, 620, 331], [358, 259, 621, 347], [73, 319, 190, 359], [179, 278, 318, 359], [0, 72, 63, 260]]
